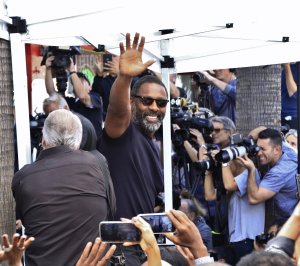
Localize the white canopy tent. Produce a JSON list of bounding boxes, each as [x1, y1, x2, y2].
[[3, 0, 300, 211]]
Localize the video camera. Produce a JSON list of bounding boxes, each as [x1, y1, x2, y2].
[[41, 46, 81, 95], [29, 111, 47, 155], [172, 116, 213, 149], [215, 133, 260, 163]]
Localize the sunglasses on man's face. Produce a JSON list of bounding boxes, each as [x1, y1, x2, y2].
[[132, 95, 169, 108]]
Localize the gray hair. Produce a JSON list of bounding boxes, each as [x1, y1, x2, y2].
[[42, 109, 82, 150], [43, 93, 69, 111], [211, 116, 236, 133]]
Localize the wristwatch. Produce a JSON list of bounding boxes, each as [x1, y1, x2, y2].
[[194, 256, 214, 265], [222, 162, 230, 167]]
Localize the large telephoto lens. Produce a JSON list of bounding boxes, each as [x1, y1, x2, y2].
[[215, 146, 247, 163], [194, 160, 212, 171]]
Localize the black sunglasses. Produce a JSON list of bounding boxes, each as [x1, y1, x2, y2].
[[132, 95, 169, 108]]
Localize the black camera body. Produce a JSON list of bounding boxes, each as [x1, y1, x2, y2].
[[172, 116, 213, 149], [52, 54, 71, 69], [215, 133, 260, 163], [41, 46, 81, 95], [193, 144, 220, 171], [255, 233, 274, 245]]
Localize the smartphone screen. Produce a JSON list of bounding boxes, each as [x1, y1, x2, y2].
[[138, 213, 175, 234], [103, 54, 112, 67], [99, 222, 141, 243]]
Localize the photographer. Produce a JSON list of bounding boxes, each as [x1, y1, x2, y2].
[[45, 55, 103, 140], [205, 147, 265, 265], [201, 116, 236, 245], [199, 69, 236, 123], [236, 128, 298, 223]]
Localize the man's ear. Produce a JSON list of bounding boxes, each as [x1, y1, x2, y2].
[[274, 144, 282, 155]]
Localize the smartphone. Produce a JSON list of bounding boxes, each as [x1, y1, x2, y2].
[[103, 53, 112, 67], [99, 221, 141, 243], [138, 213, 175, 234]]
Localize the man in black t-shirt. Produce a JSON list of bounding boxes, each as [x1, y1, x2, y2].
[[98, 33, 168, 265]]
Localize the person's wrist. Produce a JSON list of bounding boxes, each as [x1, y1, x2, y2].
[[194, 256, 214, 265], [222, 162, 230, 167], [190, 242, 209, 259], [69, 71, 76, 77]]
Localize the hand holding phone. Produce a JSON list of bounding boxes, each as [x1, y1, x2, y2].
[[138, 213, 175, 234], [99, 221, 141, 243], [103, 54, 113, 67]]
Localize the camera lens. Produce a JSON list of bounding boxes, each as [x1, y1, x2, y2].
[[194, 159, 213, 171], [215, 146, 247, 163]]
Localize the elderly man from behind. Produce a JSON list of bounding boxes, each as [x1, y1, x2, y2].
[[12, 109, 115, 266]]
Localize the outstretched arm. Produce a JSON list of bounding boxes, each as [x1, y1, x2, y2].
[[67, 59, 92, 107], [283, 63, 297, 97], [45, 56, 56, 96], [105, 32, 155, 138]]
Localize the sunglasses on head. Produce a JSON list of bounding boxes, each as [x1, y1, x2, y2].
[[132, 95, 169, 108]]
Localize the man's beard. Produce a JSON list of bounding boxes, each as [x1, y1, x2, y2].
[[132, 104, 164, 135]]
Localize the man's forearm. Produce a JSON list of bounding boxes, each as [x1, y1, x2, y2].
[[107, 74, 132, 117], [45, 68, 56, 95], [247, 168, 260, 204], [284, 64, 297, 97]]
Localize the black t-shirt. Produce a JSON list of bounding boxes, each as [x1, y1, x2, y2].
[[92, 75, 116, 120], [99, 123, 164, 220]]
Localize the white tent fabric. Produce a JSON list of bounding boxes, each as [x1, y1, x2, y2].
[[7, 0, 300, 71], [5, 0, 300, 212]]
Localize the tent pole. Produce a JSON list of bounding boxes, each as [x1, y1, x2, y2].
[[10, 33, 32, 169]]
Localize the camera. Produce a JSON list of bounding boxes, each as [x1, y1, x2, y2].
[[215, 133, 260, 163], [41, 46, 81, 95], [172, 116, 213, 148], [193, 144, 220, 171], [30, 111, 47, 152], [255, 233, 274, 245], [192, 72, 206, 84]]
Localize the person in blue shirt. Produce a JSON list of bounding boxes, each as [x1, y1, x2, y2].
[[199, 69, 236, 123], [237, 128, 298, 221], [281, 63, 298, 130]]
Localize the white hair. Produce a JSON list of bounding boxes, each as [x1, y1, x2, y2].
[[43, 93, 69, 110], [42, 109, 82, 150]]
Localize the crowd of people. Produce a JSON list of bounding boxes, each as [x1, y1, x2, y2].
[[2, 32, 300, 266]]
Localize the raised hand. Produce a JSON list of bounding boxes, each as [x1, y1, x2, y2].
[[119, 32, 155, 77], [164, 210, 208, 259], [76, 238, 116, 266], [0, 233, 34, 266]]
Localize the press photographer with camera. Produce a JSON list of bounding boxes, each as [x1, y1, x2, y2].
[[45, 54, 103, 141], [198, 69, 236, 123], [235, 128, 298, 223], [200, 116, 236, 246], [203, 131, 265, 265]]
